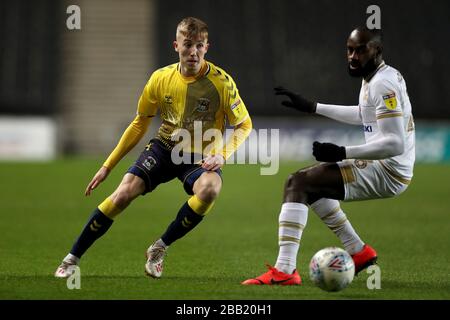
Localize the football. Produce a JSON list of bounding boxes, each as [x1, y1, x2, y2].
[[309, 247, 355, 292]]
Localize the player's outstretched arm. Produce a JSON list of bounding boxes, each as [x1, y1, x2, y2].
[[85, 166, 111, 196], [315, 103, 362, 125], [274, 86, 362, 125], [84, 114, 151, 195], [102, 114, 152, 170]]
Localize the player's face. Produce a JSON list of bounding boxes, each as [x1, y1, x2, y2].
[[346, 30, 379, 78], [174, 33, 209, 76]]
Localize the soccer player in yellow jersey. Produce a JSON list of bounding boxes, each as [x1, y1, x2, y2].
[[55, 17, 252, 279]]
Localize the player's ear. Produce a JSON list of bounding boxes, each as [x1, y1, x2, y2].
[[375, 44, 383, 57], [173, 40, 179, 52]]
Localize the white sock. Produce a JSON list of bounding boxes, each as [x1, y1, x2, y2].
[[310, 198, 364, 255], [64, 253, 80, 264], [275, 202, 308, 274]]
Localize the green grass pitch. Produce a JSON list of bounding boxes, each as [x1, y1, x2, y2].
[[0, 158, 449, 300]]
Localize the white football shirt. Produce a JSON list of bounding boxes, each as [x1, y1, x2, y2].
[[359, 62, 415, 180]]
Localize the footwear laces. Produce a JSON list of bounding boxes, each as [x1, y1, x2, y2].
[[148, 245, 166, 263], [61, 259, 77, 268]]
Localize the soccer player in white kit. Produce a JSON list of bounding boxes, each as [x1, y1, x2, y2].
[[242, 26, 415, 285]]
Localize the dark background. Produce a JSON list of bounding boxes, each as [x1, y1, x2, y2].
[[0, 0, 61, 115], [1, 0, 449, 119], [156, 0, 450, 119]]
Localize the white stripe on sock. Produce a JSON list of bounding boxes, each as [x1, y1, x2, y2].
[[310, 198, 364, 255]]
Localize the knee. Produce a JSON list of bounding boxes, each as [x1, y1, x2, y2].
[[283, 170, 310, 203], [285, 171, 308, 193], [195, 175, 222, 202], [111, 185, 136, 208]]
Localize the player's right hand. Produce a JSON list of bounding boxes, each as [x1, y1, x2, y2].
[[201, 154, 225, 171], [274, 86, 317, 113], [85, 166, 111, 196]]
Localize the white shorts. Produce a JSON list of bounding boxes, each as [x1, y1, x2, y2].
[[337, 159, 411, 201]]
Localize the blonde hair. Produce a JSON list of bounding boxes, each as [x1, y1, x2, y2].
[[176, 17, 208, 40]]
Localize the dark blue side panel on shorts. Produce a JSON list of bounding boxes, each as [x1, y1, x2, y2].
[[127, 139, 222, 195]]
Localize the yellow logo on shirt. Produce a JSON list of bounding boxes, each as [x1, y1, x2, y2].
[[382, 93, 397, 110]]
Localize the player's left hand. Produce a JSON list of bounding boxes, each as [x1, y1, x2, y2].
[[274, 86, 317, 113], [312, 141, 346, 162], [201, 154, 225, 171]]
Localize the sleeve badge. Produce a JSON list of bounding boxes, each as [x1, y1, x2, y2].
[[382, 92, 397, 110], [230, 99, 241, 116]]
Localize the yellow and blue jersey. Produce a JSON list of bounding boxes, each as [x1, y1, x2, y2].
[[137, 60, 249, 152]]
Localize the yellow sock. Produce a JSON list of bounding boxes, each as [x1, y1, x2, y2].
[[98, 197, 123, 219], [187, 195, 214, 215]]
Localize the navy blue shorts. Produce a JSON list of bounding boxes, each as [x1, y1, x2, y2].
[[127, 139, 222, 195]]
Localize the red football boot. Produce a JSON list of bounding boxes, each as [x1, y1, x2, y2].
[[351, 244, 377, 275], [241, 264, 301, 285]]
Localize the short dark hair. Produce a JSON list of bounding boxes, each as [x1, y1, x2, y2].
[[354, 26, 383, 46]]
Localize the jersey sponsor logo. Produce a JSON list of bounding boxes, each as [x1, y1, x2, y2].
[[196, 98, 210, 112], [382, 92, 397, 110], [364, 125, 373, 132]]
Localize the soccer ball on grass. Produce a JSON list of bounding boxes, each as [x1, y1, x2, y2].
[[309, 246, 355, 292]]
